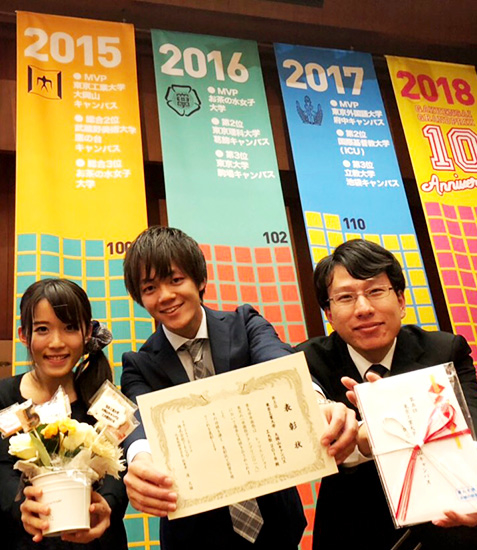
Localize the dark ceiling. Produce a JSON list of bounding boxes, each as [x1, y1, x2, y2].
[[0, 0, 475, 64]]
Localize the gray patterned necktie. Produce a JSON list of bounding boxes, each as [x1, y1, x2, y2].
[[229, 498, 264, 543], [179, 338, 264, 542], [180, 338, 209, 379]]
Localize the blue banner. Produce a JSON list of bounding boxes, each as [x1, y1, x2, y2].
[[274, 44, 437, 331]]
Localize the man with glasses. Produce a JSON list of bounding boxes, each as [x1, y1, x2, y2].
[[296, 239, 477, 550]]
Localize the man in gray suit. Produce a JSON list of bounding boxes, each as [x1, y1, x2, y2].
[[296, 238, 477, 550]]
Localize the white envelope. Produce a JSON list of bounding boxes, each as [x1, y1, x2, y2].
[[355, 363, 477, 527]]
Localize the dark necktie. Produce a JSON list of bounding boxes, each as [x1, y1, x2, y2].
[[179, 338, 264, 542], [365, 363, 389, 379]]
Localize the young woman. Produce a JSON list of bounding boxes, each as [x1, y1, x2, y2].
[[0, 278, 128, 549]]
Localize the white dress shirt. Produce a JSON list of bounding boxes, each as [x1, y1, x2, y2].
[[342, 339, 397, 466], [127, 307, 210, 464]]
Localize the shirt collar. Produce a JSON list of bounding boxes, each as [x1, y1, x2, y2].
[[163, 306, 209, 351], [347, 339, 396, 380]]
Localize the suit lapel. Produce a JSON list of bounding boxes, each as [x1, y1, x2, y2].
[[205, 307, 230, 375], [324, 334, 365, 413], [332, 333, 363, 381], [390, 328, 424, 376], [150, 327, 190, 385]]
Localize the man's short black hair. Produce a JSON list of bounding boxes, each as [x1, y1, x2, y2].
[[314, 239, 406, 310], [124, 226, 207, 305]]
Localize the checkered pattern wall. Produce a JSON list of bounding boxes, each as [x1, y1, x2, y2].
[[13, 234, 311, 549], [201, 243, 307, 345], [304, 211, 439, 334], [424, 203, 477, 362]]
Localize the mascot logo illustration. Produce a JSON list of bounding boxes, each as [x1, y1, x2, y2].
[[28, 66, 62, 100], [296, 95, 323, 125], [165, 85, 201, 117]]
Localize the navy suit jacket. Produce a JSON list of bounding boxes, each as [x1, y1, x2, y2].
[[122, 305, 306, 550], [297, 325, 477, 550]]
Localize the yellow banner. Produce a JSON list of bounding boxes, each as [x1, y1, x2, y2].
[[387, 56, 477, 361], [17, 11, 146, 240], [15, 12, 152, 380]]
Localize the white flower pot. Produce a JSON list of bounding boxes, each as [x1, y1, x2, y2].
[[31, 469, 92, 536]]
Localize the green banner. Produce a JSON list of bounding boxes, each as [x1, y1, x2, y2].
[[151, 30, 312, 547], [152, 30, 290, 245], [151, 30, 307, 349]]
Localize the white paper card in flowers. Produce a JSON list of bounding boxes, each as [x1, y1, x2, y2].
[[0, 403, 24, 436], [88, 380, 139, 443], [36, 386, 71, 424], [355, 364, 477, 527]]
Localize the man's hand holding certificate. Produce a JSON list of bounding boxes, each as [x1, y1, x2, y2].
[[138, 352, 337, 518], [355, 363, 477, 527]]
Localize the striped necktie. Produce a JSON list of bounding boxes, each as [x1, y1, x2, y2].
[[179, 338, 264, 542], [180, 338, 210, 379], [229, 498, 264, 543]]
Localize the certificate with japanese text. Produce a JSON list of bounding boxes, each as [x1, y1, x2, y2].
[[356, 364, 477, 527], [138, 352, 337, 518]]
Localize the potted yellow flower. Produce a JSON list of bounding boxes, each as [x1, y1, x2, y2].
[[4, 383, 137, 537]]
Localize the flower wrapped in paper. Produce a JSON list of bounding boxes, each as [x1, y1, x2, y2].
[[9, 416, 126, 482], [355, 363, 477, 527], [2, 381, 139, 481], [0, 382, 138, 536]]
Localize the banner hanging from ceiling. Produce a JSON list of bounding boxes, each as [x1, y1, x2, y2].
[[274, 43, 437, 332], [15, 11, 152, 381], [387, 56, 477, 362], [151, 30, 312, 547], [151, 29, 307, 348]]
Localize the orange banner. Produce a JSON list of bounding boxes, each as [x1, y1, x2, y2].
[[387, 56, 477, 361], [16, 12, 152, 546], [17, 11, 146, 240], [15, 11, 151, 380]]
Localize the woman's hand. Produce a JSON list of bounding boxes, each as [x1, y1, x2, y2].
[[21, 486, 112, 544], [61, 491, 111, 543], [20, 485, 50, 543]]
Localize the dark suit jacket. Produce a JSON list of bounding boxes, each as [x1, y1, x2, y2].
[[122, 305, 306, 550], [296, 325, 477, 550]]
